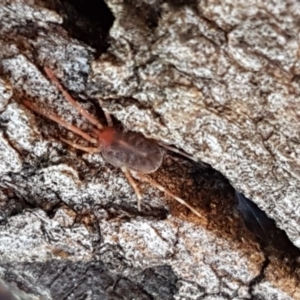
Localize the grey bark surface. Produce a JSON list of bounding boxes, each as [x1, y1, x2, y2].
[[0, 0, 300, 299]]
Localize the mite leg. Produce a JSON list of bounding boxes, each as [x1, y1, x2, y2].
[[158, 143, 197, 162], [99, 99, 113, 127], [44, 67, 104, 130], [121, 167, 142, 211], [23, 100, 97, 144], [91, 127, 100, 138], [131, 171, 205, 220], [60, 138, 100, 153], [103, 110, 113, 127]]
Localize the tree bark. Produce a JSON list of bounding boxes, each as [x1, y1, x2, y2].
[[0, 0, 299, 299]]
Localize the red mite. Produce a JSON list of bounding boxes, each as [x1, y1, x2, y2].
[[23, 67, 203, 219]]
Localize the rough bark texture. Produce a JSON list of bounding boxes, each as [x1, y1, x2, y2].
[[0, 0, 300, 299]]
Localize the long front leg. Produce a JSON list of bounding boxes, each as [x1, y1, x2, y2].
[[60, 138, 100, 153], [44, 67, 104, 130], [23, 100, 97, 144]]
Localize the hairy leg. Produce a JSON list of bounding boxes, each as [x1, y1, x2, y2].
[[131, 171, 206, 220], [44, 67, 103, 130], [60, 138, 100, 153], [23, 100, 97, 144], [158, 142, 197, 162], [99, 99, 113, 127], [121, 167, 142, 211]]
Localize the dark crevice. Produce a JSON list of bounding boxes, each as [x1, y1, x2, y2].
[[102, 202, 168, 220], [249, 256, 270, 298], [123, 0, 162, 30], [135, 265, 178, 300], [44, 0, 114, 56], [0, 185, 31, 224], [166, 0, 199, 10], [235, 191, 300, 259]]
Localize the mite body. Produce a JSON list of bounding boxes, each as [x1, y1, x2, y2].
[[100, 128, 163, 174], [23, 67, 203, 219]]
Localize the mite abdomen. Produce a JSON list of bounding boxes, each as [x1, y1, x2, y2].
[[100, 128, 163, 173]]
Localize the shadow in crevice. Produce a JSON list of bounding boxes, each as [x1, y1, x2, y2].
[[235, 191, 300, 257], [155, 155, 300, 263], [44, 0, 114, 56]]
